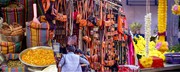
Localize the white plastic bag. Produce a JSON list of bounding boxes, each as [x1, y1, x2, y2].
[[43, 65, 58, 72]]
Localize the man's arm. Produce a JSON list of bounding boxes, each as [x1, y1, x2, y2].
[[58, 67, 61, 72], [58, 56, 65, 72], [58, 56, 65, 67], [79, 57, 90, 65]]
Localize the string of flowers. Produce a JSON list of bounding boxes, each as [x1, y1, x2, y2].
[[139, 0, 153, 68], [145, 13, 151, 57], [156, 0, 168, 53], [139, 13, 154, 68]]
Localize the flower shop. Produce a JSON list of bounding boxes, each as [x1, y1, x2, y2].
[[0, 0, 180, 72]]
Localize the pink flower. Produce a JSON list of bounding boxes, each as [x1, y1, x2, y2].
[[173, 5, 178, 11], [156, 42, 162, 50]]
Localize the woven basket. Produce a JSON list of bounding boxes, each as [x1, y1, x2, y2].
[[1, 35, 23, 43], [0, 24, 12, 36]]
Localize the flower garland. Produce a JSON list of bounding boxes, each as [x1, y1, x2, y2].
[[172, 0, 180, 15], [158, 0, 167, 34], [138, 13, 153, 68], [172, 5, 180, 15], [157, 0, 168, 53], [145, 13, 151, 57]]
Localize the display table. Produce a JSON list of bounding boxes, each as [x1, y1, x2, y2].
[[141, 64, 180, 72]]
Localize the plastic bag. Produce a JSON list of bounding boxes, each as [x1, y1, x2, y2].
[[67, 35, 77, 46]]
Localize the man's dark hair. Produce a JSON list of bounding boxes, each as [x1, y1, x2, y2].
[[75, 49, 83, 54], [66, 45, 75, 52]]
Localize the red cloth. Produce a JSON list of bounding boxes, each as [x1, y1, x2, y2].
[[73, 12, 78, 20], [151, 56, 164, 68]]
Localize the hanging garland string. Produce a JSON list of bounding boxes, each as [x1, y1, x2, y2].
[[145, 0, 151, 57], [139, 0, 153, 68], [156, 0, 168, 53]]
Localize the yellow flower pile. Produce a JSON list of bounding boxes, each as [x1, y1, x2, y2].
[[157, 0, 168, 53], [133, 35, 165, 61], [22, 48, 56, 66], [133, 35, 166, 68]]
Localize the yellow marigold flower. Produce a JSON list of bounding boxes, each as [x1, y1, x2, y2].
[[159, 54, 165, 61], [140, 56, 153, 68]]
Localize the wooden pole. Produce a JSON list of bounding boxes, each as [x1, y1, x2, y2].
[[100, 1, 105, 72]]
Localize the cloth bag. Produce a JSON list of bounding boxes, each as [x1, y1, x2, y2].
[[67, 35, 77, 46], [15, 0, 44, 22], [0, 42, 21, 54], [26, 21, 50, 47], [1, 53, 27, 72], [1, 3, 25, 27]]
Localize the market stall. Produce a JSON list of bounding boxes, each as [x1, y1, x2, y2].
[[0, 0, 180, 72]]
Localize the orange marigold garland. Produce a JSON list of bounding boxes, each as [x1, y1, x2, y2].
[[156, 0, 168, 53]]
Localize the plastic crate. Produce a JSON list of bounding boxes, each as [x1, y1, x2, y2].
[[165, 52, 180, 64]]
